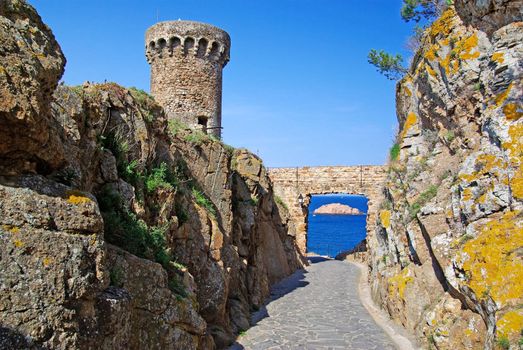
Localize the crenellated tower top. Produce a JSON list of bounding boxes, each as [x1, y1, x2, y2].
[[145, 21, 230, 67], [145, 20, 231, 138]]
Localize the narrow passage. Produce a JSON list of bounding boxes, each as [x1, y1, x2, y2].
[[230, 258, 396, 350]]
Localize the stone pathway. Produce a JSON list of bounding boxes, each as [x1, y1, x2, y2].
[[229, 257, 397, 350]]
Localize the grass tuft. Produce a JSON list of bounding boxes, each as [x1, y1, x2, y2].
[[390, 143, 400, 161], [192, 188, 216, 217]]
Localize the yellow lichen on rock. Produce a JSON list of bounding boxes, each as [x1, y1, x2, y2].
[[503, 103, 522, 121], [438, 33, 480, 76], [388, 267, 413, 300], [439, 52, 458, 75], [496, 310, 523, 340], [456, 34, 480, 60], [2, 225, 20, 234], [459, 210, 523, 306], [66, 190, 92, 205], [380, 210, 391, 228], [462, 188, 473, 201], [459, 153, 505, 182], [426, 64, 438, 78], [502, 124, 523, 199], [428, 8, 456, 38], [424, 43, 440, 61], [494, 83, 513, 108], [491, 52, 505, 64], [400, 112, 417, 140], [42, 257, 53, 267]]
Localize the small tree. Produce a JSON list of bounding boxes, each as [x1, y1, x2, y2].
[[367, 49, 407, 81], [367, 0, 452, 80], [400, 0, 446, 23]]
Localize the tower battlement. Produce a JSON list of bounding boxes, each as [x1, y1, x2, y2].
[[145, 21, 230, 67], [145, 21, 230, 138]]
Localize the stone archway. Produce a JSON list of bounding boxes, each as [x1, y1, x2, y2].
[[268, 166, 387, 255]]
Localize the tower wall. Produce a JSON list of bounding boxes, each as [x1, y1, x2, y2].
[[145, 21, 230, 138]]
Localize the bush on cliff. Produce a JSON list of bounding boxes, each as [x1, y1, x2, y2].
[[97, 186, 171, 267]]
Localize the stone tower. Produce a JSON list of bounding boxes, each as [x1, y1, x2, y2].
[[145, 21, 230, 138]]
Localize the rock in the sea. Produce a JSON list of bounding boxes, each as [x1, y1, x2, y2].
[[314, 203, 363, 215]]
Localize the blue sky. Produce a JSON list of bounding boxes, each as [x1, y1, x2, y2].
[[30, 0, 416, 167]]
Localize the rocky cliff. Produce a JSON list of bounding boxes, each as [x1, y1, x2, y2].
[[0, 1, 303, 349], [367, 1, 522, 349]]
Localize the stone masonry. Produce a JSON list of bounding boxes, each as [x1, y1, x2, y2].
[[145, 21, 230, 138], [268, 166, 387, 255]]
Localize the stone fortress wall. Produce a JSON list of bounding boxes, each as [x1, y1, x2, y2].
[[145, 21, 230, 138], [268, 166, 387, 255]]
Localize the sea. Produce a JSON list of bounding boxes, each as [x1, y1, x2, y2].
[[307, 194, 368, 257]]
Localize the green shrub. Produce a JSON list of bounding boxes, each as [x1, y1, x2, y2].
[[192, 188, 216, 217], [380, 198, 393, 210], [168, 276, 188, 299], [209, 134, 220, 143], [231, 157, 238, 170], [274, 195, 288, 210], [390, 143, 401, 161], [128, 86, 153, 105], [145, 162, 176, 192], [97, 187, 171, 268], [223, 143, 235, 155], [184, 130, 208, 145], [175, 203, 188, 225], [97, 187, 191, 300], [409, 185, 438, 220], [53, 168, 77, 186], [419, 185, 438, 202], [99, 130, 136, 183], [172, 261, 187, 270], [70, 85, 84, 96], [444, 130, 455, 143], [497, 336, 509, 350], [109, 267, 124, 287], [122, 159, 144, 188], [168, 119, 188, 137], [249, 195, 259, 206]]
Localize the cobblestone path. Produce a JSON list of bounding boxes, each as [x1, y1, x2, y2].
[[229, 257, 397, 350]]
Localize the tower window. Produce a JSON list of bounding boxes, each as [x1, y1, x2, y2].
[[197, 116, 208, 134]]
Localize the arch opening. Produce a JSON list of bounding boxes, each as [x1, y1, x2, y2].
[[197, 38, 208, 57], [157, 38, 167, 49], [184, 37, 195, 55], [197, 116, 208, 134], [169, 36, 181, 53], [306, 193, 368, 258]]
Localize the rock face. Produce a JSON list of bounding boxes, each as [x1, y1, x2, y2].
[[454, 0, 523, 35], [0, 1, 303, 349], [314, 203, 363, 215], [0, 0, 66, 175], [367, 3, 522, 349]]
